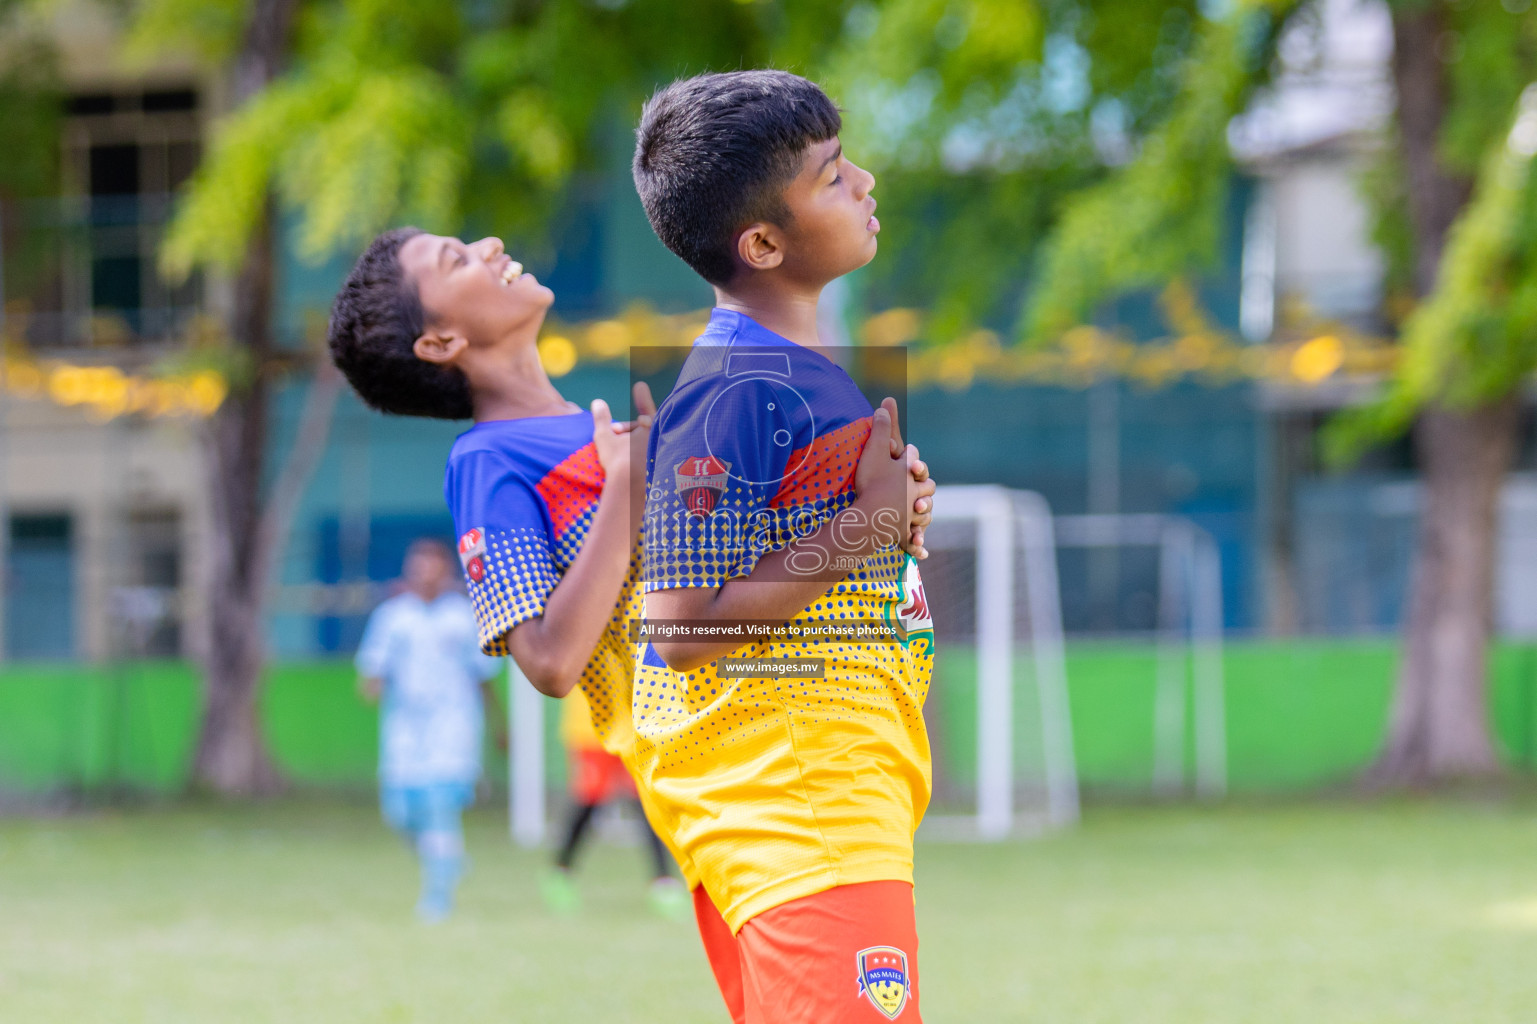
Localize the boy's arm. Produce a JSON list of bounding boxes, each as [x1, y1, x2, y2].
[[355, 603, 390, 703], [647, 401, 920, 672], [501, 385, 654, 698]]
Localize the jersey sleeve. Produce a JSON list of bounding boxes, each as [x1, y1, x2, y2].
[[643, 374, 793, 592], [446, 449, 561, 655]]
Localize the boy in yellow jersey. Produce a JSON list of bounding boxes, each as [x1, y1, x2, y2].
[[632, 70, 937, 1022]]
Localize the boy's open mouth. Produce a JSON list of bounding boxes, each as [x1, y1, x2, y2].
[[500, 260, 524, 286]]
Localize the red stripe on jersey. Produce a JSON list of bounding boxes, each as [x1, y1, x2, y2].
[[536, 441, 605, 539], [767, 417, 871, 509]]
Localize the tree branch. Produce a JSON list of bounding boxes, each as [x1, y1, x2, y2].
[[252, 358, 344, 605]]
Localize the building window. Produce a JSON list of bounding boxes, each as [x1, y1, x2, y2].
[[114, 508, 183, 658], [6, 513, 76, 660], [14, 87, 201, 349]]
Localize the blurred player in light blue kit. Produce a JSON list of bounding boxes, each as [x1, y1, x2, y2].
[[356, 538, 506, 921]]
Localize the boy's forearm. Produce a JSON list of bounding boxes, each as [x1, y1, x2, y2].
[[648, 493, 902, 670], [507, 477, 634, 696]]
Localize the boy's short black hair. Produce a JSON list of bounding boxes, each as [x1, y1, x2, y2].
[[406, 536, 455, 563], [633, 69, 842, 285], [327, 226, 474, 420]]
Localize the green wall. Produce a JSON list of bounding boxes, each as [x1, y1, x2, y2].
[[929, 640, 1537, 794], [3, 641, 1536, 798], [0, 662, 522, 796]]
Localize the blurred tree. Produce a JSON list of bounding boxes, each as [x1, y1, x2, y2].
[[0, 2, 62, 306], [834, 0, 1537, 786], [128, 0, 313, 794]]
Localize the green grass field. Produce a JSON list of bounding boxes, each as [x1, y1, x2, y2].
[[4, 797, 1537, 1022]]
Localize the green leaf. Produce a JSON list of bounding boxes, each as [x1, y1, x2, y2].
[[1022, 2, 1287, 342], [1327, 83, 1537, 464]]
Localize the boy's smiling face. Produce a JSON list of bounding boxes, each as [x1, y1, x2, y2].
[[398, 233, 554, 363], [739, 136, 878, 286]]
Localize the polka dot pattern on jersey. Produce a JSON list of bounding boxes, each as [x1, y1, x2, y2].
[[465, 526, 561, 657], [632, 309, 938, 931]]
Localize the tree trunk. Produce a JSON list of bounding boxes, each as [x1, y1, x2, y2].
[[192, 211, 281, 794], [1368, 399, 1520, 785], [1369, 5, 1510, 786], [189, 0, 300, 795], [1392, 8, 1473, 296]]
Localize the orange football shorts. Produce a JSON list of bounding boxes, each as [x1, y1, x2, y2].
[[694, 880, 922, 1023]]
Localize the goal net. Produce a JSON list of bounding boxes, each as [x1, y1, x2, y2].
[[919, 485, 1079, 838]]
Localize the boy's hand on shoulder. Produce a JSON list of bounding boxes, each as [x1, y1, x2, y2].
[[591, 397, 630, 477], [624, 381, 657, 503], [857, 398, 934, 559], [594, 384, 657, 534], [592, 382, 655, 490], [853, 399, 913, 550], [906, 448, 933, 560]]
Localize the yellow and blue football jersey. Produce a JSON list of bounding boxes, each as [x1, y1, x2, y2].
[[637, 309, 935, 932]]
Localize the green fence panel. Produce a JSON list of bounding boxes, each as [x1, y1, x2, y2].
[[930, 639, 1537, 794], [262, 661, 532, 790], [262, 662, 379, 787], [2, 641, 1534, 796], [0, 662, 198, 795]]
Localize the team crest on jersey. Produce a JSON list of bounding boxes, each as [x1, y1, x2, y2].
[[674, 455, 730, 517], [457, 527, 487, 583], [895, 559, 934, 652], [897, 562, 933, 632], [856, 946, 911, 1019]]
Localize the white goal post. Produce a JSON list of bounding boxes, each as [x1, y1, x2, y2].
[[925, 485, 1081, 839], [1051, 514, 1227, 798], [509, 661, 545, 848]]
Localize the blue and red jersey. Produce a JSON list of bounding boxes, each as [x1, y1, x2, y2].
[[444, 410, 630, 738], [642, 309, 883, 591], [634, 308, 935, 932], [443, 408, 698, 888]]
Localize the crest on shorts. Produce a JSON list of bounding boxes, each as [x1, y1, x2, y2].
[[674, 455, 730, 518], [457, 527, 487, 583], [856, 945, 910, 1019]]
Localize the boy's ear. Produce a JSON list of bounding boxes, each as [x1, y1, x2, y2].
[[735, 222, 785, 273], [413, 329, 469, 366]]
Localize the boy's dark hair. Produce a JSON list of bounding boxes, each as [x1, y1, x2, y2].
[[633, 69, 842, 285], [327, 226, 474, 420]]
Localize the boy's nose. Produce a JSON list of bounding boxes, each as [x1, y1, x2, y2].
[[850, 163, 875, 199], [476, 237, 506, 261]]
